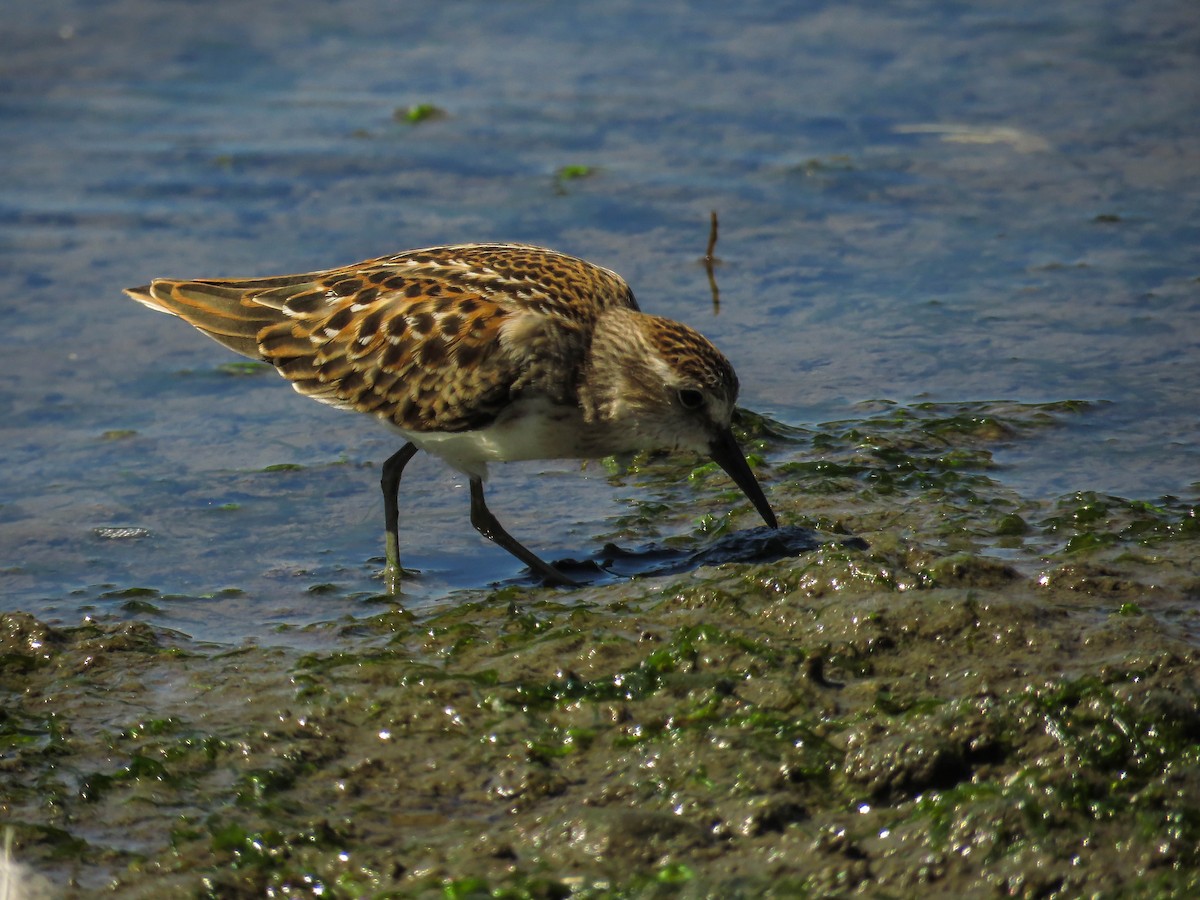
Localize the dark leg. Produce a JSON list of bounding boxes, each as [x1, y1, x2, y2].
[[381, 442, 419, 590], [468, 476, 579, 587]]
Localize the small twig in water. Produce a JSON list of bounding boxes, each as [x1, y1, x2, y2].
[[703, 210, 721, 313]]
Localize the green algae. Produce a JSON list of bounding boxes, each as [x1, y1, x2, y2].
[[554, 164, 597, 194], [395, 102, 446, 124], [215, 361, 272, 377], [555, 164, 594, 180], [3, 399, 1199, 896]]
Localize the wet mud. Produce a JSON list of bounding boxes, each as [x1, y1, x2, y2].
[[4, 0, 1200, 894], [3, 401, 1198, 897]]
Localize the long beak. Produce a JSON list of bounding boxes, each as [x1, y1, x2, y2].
[[708, 427, 778, 529]]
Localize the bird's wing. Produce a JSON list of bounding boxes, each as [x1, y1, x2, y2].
[[124, 244, 637, 433]]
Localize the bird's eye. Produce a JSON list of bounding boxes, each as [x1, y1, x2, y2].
[[678, 388, 705, 410]]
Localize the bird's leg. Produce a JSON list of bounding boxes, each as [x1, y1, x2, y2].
[[380, 442, 419, 592], [468, 477, 579, 587]]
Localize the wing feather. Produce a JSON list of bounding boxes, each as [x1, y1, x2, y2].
[[125, 244, 637, 432]]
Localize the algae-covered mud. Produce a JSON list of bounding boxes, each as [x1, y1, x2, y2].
[[4, 401, 1198, 897], [4, 0, 1200, 895]]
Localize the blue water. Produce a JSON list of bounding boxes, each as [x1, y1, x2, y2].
[[2, 0, 1197, 642]]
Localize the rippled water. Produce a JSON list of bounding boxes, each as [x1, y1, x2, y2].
[[2, 0, 1197, 643]]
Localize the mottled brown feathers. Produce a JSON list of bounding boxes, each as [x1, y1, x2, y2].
[[641, 314, 739, 397], [125, 244, 638, 433]]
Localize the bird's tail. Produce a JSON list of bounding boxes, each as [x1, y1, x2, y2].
[[124, 275, 312, 360]]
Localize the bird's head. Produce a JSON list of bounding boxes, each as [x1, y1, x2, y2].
[[585, 310, 778, 530]]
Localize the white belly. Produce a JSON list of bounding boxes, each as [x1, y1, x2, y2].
[[394, 395, 613, 479]]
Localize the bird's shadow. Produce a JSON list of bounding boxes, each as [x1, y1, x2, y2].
[[533, 525, 868, 586]]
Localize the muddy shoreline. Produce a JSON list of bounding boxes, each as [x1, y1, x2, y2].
[[4, 401, 1198, 897]]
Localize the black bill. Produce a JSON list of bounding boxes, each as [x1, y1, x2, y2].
[[708, 426, 778, 530]]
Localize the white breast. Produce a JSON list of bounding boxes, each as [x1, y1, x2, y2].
[[394, 394, 604, 479]]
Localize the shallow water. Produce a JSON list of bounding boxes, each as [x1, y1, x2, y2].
[[2, 2, 1200, 893], [4, 0, 1197, 645]]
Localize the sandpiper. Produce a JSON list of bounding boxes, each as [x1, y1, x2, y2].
[[126, 243, 777, 586]]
